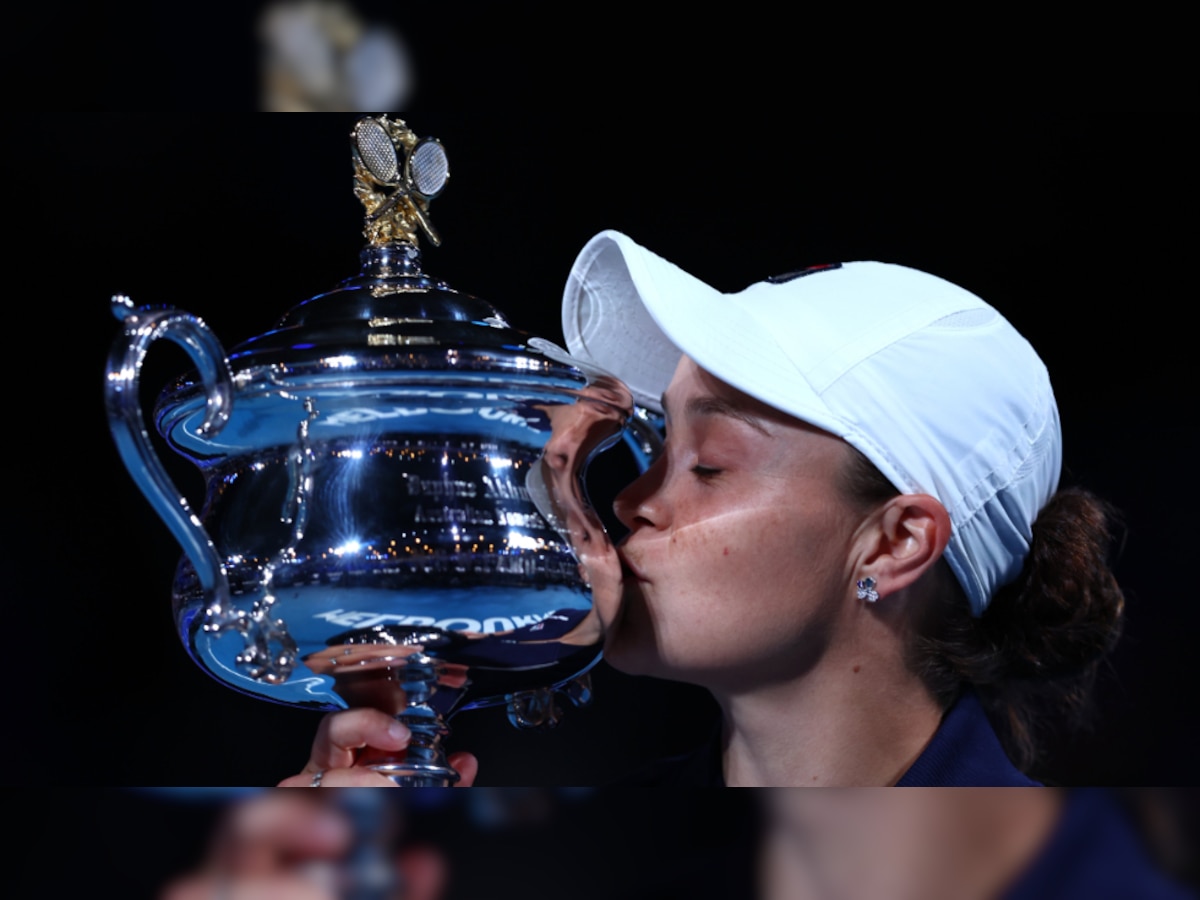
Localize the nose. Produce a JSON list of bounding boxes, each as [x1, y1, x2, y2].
[[613, 453, 667, 532]]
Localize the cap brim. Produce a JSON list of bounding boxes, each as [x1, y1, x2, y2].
[[562, 230, 815, 424], [563, 230, 688, 411]]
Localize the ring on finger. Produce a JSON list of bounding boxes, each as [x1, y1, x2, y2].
[[310, 770, 325, 787]]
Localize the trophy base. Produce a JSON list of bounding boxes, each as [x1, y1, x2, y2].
[[366, 759, 461, 787]]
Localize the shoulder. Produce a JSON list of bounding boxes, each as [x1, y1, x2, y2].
[[1004, 789, 1197, 900]]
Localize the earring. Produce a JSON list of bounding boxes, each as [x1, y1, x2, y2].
[[856, 577, 879, 603]]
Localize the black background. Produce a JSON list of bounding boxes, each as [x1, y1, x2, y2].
[[59, 788, 762, 900], [12, 6, 1195, 788]]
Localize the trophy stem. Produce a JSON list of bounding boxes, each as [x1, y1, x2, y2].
[[368, 654, 461, 787]]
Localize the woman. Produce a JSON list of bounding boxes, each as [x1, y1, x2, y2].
[[280, 230, 1126, 787]]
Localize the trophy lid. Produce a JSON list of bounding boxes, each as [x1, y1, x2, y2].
[[156, 115, 595, 456], [223, 239, 534, 370], [225, 114, 552, 372]]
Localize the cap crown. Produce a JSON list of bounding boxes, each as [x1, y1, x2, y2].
[[563, 230, 1061, 615]]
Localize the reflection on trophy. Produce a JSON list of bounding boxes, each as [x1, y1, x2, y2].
[[105, 114, 659, 785]]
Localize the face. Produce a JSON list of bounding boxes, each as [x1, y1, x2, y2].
[[608, 356, 867, 692]]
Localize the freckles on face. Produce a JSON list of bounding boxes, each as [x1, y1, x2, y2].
[[606, 358, 863, 687]]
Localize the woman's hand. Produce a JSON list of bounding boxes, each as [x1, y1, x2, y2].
[[159, 790, 448, 900], [276, 708, 479, 787]]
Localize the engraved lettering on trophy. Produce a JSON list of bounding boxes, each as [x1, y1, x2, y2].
[[436, 618, 482, 632], [369, 284, 432, 298], [404, 475, 478, 499], [410, 503, 547, 528], [494, 555, 541, 576], [412, 504, 484, 525], [314, 608, 557, 634], [368, 316, 434, 327], [509, 614, 544, 628], [317, 405, 539, 430], [320, 406, 428, 426], [479, 407, 537, 427], [314, 609, 381, 628], [496, 510, 547, 529], [367, 334, 437, 347], [481, 474, 531, 502]]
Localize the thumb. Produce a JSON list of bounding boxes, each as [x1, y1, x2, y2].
[[449, 752, 478, 787]]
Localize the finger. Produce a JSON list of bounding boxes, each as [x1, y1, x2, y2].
[[160, 873, 215, 900], [205, 792, 352, 876], [397, 846, 448, 900], [448, 752, 478, 787], [161, 873, 335, 900], [306, 709, 412, 772], [278, 767, 399, 788]]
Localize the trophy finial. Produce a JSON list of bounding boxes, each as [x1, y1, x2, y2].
[[351, 115, 449, 248]]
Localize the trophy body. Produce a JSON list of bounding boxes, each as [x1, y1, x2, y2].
[[106, 116, 654, 784]]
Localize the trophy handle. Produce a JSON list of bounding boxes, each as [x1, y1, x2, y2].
[[104, 295, 237, 629]]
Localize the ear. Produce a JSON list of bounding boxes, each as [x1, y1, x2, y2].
[[854, 494, 952, 598]]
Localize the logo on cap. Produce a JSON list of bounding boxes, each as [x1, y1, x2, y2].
[[765, 263, 843, 285]]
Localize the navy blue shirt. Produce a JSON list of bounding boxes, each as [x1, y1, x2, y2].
[[617, 689, 1035, 786], [622, 789, 1197, 899], [1003, 789, 1197, 900], [895, 690, 1038, 786], [618, 694, 1197, 897]]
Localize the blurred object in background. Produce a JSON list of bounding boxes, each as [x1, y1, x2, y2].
[[760, 788, 1198, 900], [156, 789, 415, 900], [258, 0, 414, 111], [1121, 789, 1200, 896], [67, 788, 1198, 899], [85, 788, 759, 900], [335, 790, 404, 900]]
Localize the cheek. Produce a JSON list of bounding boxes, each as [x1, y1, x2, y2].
[[606, 480, 861, 680], [652, 505, 848, 649], [669, 501, 848, 591], [670, 510, 786, 589]]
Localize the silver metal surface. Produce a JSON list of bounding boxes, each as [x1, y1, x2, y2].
[[408, 139, 449, 198], [106, 115, 658, 784], [354, 117, 400, 184]]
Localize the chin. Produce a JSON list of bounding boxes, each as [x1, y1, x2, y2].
[[600, 591, 660, 675], [601, 631, 647, 675], [601, 623, 668, 679]]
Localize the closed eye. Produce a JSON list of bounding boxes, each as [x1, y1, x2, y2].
[[691, 465, 723, 480]]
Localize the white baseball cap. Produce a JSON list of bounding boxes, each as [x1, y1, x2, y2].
[[561, 229, 1061, 616]]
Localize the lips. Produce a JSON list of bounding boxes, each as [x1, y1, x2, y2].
[[617, 546, 649, 583]]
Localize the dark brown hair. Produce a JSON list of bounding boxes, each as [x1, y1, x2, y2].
[[842, 448, 1126, 773]]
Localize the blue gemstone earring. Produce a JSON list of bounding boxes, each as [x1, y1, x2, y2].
[[856, 577, 879, 603]]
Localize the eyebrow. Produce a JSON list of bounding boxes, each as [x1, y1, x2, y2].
[[661, 393, 772, 436]]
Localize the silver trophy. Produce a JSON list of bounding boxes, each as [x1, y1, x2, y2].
[[105, 115, 660, 785]]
